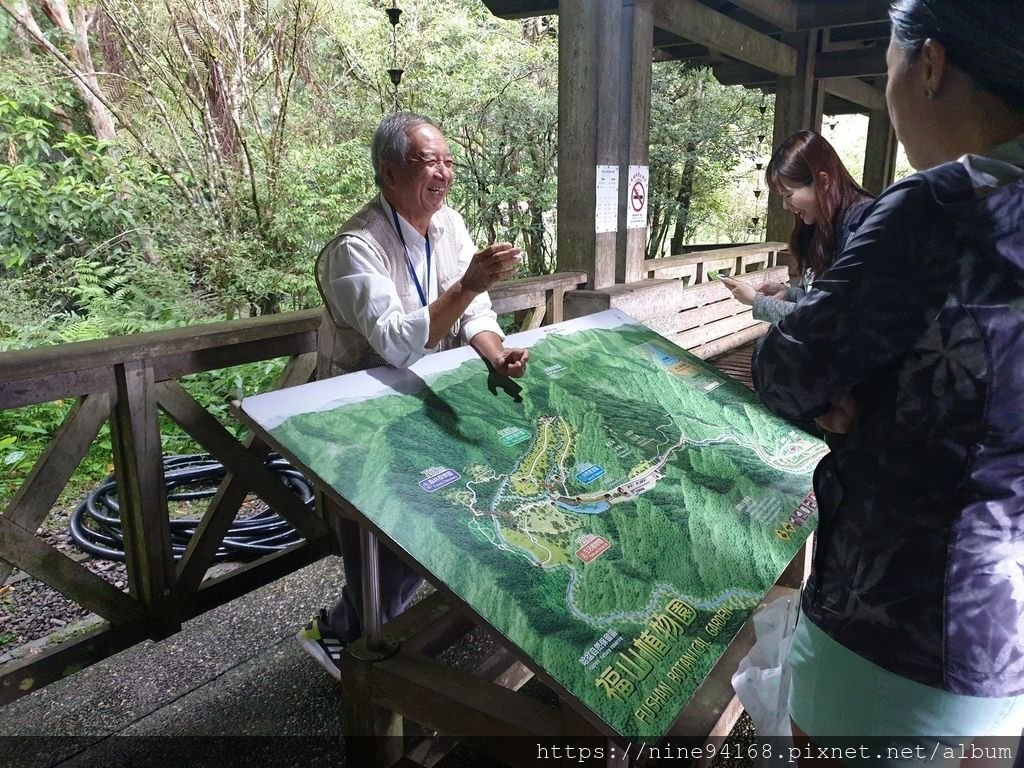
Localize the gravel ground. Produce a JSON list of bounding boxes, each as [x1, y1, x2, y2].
[[0, 492, 260, 659], [0, 515, 129, 660]]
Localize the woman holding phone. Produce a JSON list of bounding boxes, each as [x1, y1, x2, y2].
[[719, 131, 874, 323], [753, 0, 1024, 762]]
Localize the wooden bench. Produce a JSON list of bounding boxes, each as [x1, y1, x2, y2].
[[565, 242, 788, 359]]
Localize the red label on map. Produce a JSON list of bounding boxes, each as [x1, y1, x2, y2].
[[576, 535, 611, 563]]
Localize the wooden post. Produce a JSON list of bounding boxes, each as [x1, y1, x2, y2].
[[109, 361, 178, 636], [618, 0, 653, 284], [342, 649, 404, 768], [557, 0, 624, 289], [863, 107, 898, 194], [766, 29, 825, 252]]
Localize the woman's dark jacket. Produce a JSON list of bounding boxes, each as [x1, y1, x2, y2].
[[753, 140, 1024, 697]]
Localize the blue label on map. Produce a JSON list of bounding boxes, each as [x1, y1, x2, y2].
[[419, 469, 461, 492], [575, 463, 606, 484], [642, 342, 679, 367]]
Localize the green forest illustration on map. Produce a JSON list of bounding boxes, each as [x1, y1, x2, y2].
[[268, 315, 825, 740]]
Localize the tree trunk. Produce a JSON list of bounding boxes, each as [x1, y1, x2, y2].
[[669, 147, 698, 254], [524, 201, 549, 274], [646, 200, 665, 259], [38, 0, 117, 141]]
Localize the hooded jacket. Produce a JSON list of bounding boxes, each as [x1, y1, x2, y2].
[[753, 139, 1024, 696]]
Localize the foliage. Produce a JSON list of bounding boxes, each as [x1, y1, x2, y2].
[[647, 64, 772, 255], [320, 0, 560, 274], [408, 5, 559, 274], [0, 92, 151, 270], [0, 0, 786, 505]]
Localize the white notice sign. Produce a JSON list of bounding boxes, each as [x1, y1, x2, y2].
[[627, 165, 649, 229], [595, 165, 619, 234]]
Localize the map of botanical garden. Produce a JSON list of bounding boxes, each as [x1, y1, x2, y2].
[[239, 310, 825, 740]]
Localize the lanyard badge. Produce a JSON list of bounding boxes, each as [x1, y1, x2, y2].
[[391, 206, 431, 308]]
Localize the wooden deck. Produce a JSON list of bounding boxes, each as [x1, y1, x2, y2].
[[709, 340, 757, 390]]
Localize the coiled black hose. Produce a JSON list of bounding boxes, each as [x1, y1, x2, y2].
[[68, 453, 314, 561]]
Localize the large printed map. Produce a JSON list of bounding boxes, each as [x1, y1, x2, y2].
[[239, 310, 825, 740]]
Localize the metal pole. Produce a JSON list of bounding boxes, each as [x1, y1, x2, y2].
[[360, 524, 385, 653]]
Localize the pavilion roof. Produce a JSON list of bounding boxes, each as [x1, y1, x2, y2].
[[482, 0, 892, 114]]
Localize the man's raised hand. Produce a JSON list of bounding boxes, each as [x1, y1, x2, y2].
[[462, 242, 521, 294]]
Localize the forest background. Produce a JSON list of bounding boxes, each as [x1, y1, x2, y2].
[[0, 0, 904, 494]]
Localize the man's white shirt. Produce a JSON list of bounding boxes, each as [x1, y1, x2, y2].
[[322, 194, 503, 369]]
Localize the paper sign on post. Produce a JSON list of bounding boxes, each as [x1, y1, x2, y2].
[[595, 165, 619, 234]]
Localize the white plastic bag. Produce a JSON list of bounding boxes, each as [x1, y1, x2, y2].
[[731, 593, 801, 746]]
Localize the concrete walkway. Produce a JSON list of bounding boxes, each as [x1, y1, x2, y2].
[[0, 555, 506, 768], [0, 557, 360, 767]]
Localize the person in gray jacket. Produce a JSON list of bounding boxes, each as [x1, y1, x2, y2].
[[720, 131, 873, 323], [754, 1, 1024, 761]]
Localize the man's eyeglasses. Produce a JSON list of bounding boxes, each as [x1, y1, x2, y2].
[[406, 156, 456, 171]]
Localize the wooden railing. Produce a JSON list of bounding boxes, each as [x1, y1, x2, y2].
[[0, 271, 587, 703], [643, 241, 786, 282]]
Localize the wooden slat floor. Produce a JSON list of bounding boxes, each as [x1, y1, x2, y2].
[[708, 340, 757, 390]]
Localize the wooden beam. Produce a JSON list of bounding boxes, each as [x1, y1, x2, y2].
[[479, 0, 556, 20], [0, 515, 144, 625], [815, 46, 888, 77], [823, 76, 886, 111], [176, 475, 251, 594], [796, 0, 891, 29], [0, 622, 145, 705], [707, 59, 776, 87], [175, 353, 317, 594], [0, 366, 114, 410], [651, 40, 707, 59], [151, 333, 315, 383], [654, 0, 797, 76], [0, 309, 322, 385], [644, 242, 787, 274], [372, 653, 563, 739], [825, 21, 891, 48], [863, 107, 898, 193], [620, 0, 654, 284], [0, 393, 110, 584], [155, 380, 329, 541], [728, 0, 798, 31], [182, 538, 330, 617], [490, 290, 546, 316], [109, 360, 177, 635], [557, 0, 623, 288], [823, 94, 873, 115]]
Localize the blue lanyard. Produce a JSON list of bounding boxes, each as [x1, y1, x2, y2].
[[391, 206, 431, 308]]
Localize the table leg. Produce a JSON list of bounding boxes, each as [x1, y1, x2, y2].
[[361, 524, 385, 654]]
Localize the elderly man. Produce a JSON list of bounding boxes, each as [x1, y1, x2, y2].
[[297, 112, 529, 680]]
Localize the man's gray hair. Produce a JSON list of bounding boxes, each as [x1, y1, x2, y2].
[[371, 112, 439, 188]]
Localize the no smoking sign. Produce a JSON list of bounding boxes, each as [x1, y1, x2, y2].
[[627, 165, 649, 229]]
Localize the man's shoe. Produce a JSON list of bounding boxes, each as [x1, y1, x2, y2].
[[296, 609, 345, 681]]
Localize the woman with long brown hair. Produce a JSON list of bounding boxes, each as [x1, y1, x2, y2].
[[721, 130, 874, 322]]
